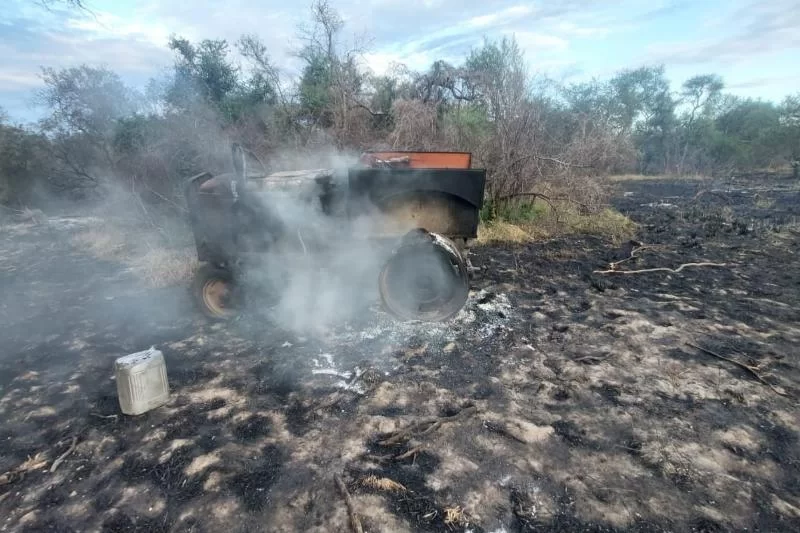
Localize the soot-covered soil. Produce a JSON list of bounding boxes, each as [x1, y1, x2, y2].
[[1, 175, 799, 532]]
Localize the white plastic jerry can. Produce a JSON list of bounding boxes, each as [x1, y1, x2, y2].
[[115, 347, 169, 415]]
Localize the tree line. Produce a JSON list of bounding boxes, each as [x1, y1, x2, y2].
[[1, 0, 798, 208]]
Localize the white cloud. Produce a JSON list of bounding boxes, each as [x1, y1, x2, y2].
[[65, 11, 172, 47], [727, 75, 800, 90], [554, 21, 609, 38], [465, 5, 536, 29], [510, 31, 570, 53], [642, 0, 800, 66], [363, 51, 433, 75], [2, 0, 797, 122], [0, 71, 41, 91]]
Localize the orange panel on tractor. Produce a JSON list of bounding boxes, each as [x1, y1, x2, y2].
[[363, 151, 472, 169]]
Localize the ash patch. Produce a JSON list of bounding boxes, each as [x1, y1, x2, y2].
[[335, 288, 513, 350]]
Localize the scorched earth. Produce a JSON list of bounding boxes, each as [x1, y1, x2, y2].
[[1, 174, 799, 532]]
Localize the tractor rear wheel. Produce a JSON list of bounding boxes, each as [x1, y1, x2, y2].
[[379, 232, 469, 322], [192, 264, 240, 320]]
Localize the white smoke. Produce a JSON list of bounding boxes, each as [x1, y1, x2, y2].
[[242, 150, 400, 336]]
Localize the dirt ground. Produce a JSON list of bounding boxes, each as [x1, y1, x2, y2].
[[1, 175, 799, 533]]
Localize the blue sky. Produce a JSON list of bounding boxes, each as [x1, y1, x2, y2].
[[1, 0, 798, 123]]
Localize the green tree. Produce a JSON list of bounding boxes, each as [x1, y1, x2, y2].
[[715, 99, 781, 169], [464, 37, 525, 121], [778, 94, 800, 163], [676, 75, 724, 173], [37, 65, 137, 187], [609, 66, 671, 135], [0, 118, 50, 205], [236, 34, 280, 108], [166, 36, 240, 112], [296, 0, 366, 140], [298, 52, 333, 124]]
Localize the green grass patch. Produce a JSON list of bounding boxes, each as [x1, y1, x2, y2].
[[478, 198, 637, 245]]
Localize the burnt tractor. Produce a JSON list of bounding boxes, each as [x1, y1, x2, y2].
[[184, 145, 486, 322]]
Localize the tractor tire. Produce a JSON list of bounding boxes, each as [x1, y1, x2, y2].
[[379, 232, 469, 322], [192, 264, 240, 320]]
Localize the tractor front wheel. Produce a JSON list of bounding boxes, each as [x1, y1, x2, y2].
[[192, 264, 240, 320]]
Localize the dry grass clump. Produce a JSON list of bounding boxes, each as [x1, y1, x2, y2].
[[477, 221, 532, 245], [443, 505, 469, 526], [72, 224, 196, 288], [129, 248, 198, 288], [360, 475, 407, 493], [477, 202, 637, 245], [71, 228, 130, 260], [559, 206, 637, 242]]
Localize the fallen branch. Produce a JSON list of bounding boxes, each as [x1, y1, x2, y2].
[[686, 342, 788, 397], [505, 154, 594, 170], [572, 353, 613, 364], [50, 437, 78, 473], [418, 420, 442, 436], [140, 182, 188, 213], [534, 155, 594, 169], [335, 474, 364, 533], [394, 446, 424, 461], [692, 189, 731, 205], [498, 191, 553, 203], [362, 453, 390, 464], [349, 101, 388, 117], [603, 244, 651, 271], [593, 262, 728, 275], [89, 412, 118, 420], [379, 406, 478, 446], [0, 453, 48, 486]]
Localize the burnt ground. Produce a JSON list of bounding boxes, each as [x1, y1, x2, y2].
[[1, 175, 799, 533]]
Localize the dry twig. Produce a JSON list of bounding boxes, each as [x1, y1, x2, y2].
[[89, 412, 118, 420], [379, 406, 478, 446], [394, 446, 425, 461], [50, 437, 78, 473], [692, 189, 731, 204], [572, 353, 613, 364], [594, 262, 728, 275], [686, 342, 788, 397], [0, 453, 48, 486], [334, 474, 364, 533], [603, 244, 652, 270]]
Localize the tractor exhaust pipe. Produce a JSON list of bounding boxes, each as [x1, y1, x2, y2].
[[378, 229, 469, 322]]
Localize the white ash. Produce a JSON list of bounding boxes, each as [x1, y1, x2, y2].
[[327, 287, 513, 349], [278, 288, 513, 387], [308, 349, 368, 394], [311, 368, 352, 378], [45, 216, 103, 230], [313, 352, 335, 367]]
